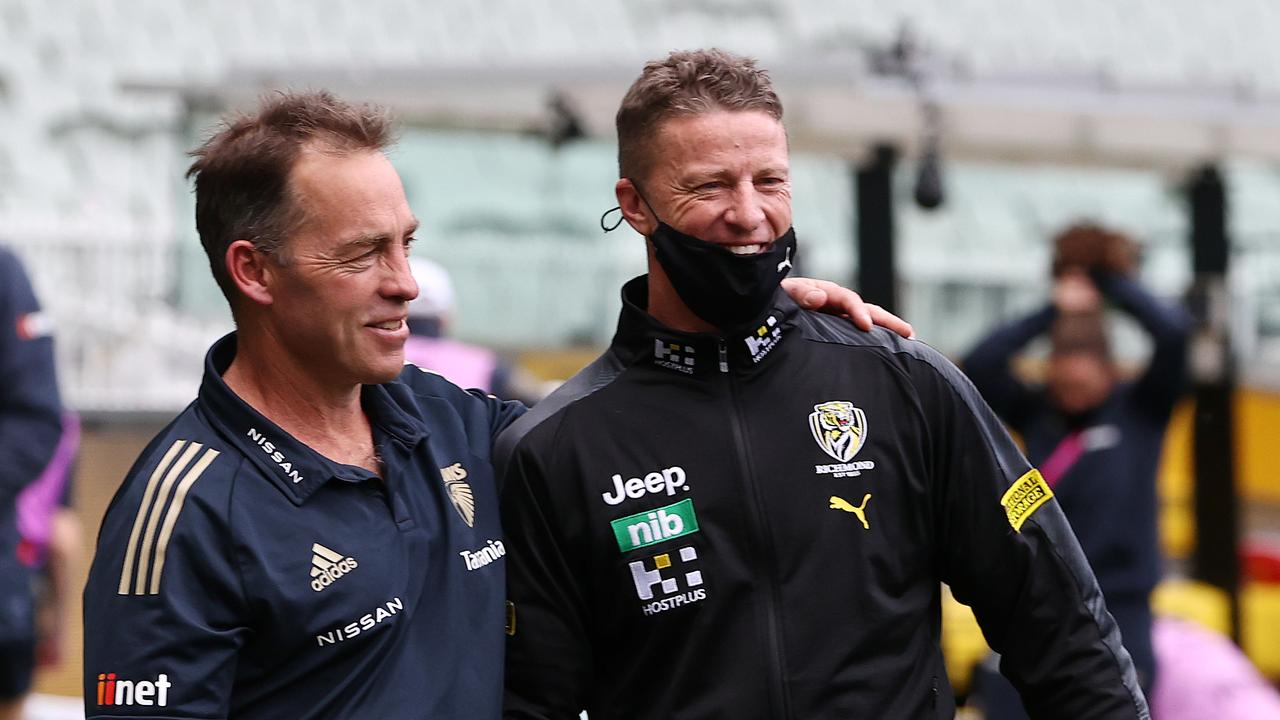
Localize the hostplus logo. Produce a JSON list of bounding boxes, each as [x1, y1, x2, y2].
[[310, 543, 358, 592], [95, 672, 171, 707], [744, 316, 782, 363], [654, 339, 697, 374], [629, 545, 707, 616]]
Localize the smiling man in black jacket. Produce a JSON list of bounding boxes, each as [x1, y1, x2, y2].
[[497, 49, 1150, 720]]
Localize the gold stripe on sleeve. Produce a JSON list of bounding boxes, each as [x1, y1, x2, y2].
[[148, 447, 220, 595], [117, 440, 186, 595], [133, 442, 202, 595]]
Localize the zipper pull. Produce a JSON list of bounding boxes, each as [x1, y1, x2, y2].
[[718, 338, 729, 373]]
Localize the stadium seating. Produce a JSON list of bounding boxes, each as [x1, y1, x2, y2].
[[0, 0, 1278, 414]]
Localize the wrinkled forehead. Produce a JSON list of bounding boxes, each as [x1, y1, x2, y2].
[[647, 110, 789, 175], [285, 148, 414, 241]]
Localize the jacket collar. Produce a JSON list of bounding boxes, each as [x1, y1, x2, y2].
[[610, 276, 800, 377], [197, 333, 428, 505]]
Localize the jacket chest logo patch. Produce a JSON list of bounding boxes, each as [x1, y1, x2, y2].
[[629, 545, 707, 616], [602, 465, 688, 506], [1001, 469, 1053, 533], [653, 339, 697, 374], [829, 494, 872, 529], [743, 315, 782, 363], [810, 401, 877, 477], [810, 401, 867, 461], [440, 462, 475, 527], [311, 543, 358, 592], [16, 310, 53, 340], [611, 498, 700, 552]]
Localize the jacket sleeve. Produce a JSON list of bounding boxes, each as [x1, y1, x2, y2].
[[960, 306, 1054, 430], [83, 446, 247, 719], [398, 363, 527, 447], [0, 250, 62, 506], [1095, 271, 1191, 416], [500, 432, 593, 719], [477, 389, 528, 443], [913, 351, 1150, 719]]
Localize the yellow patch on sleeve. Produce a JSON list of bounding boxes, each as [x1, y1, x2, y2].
[[1000, 469, 1053, 532]]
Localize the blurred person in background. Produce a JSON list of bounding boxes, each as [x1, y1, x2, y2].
[[963, 223, 1191, 718], [81, 89, 911, 719], [497, 49, 1148, 720], [405, 257, 548, 404], [0, 246, 63, 720], [17, 410, 81, 671]]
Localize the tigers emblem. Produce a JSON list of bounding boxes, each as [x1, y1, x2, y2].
[[440, 462, 476, 527], [808, 401, 868, 463]]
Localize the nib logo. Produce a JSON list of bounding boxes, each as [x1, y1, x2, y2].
[[95, 672, 171, 707], [611, 499, 700, 552]]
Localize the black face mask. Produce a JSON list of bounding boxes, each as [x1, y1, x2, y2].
[[649, 221, 797, 329]]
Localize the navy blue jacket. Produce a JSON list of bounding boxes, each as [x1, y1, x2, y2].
[[0, 247, 62, 641], [963, 273, 1190, 598], [84, 333, 525, 719]]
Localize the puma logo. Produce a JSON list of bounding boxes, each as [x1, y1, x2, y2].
[[829, 494, 871, 529], [777, 246, 794, 273]]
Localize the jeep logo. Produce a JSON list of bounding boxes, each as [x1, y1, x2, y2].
[[602, 466, 687, 506]]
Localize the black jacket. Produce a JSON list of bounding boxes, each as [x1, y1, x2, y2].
[[497, 277, 1149, 720]]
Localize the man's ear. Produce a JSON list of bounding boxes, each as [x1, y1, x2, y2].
[[225, 240, 276, 307], [615, 178, 656, 237]]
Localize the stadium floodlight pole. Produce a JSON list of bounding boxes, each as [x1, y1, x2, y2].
[[1186, 163, 1241, 642]]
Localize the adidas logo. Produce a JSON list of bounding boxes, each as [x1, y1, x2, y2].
[[310, 543, 358, 592]]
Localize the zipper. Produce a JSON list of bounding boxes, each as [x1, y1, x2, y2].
[[718, 338, 729, 373], [721, 355, 792, 718]]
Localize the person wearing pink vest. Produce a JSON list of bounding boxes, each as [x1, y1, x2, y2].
[[403, 258, 539, 402]]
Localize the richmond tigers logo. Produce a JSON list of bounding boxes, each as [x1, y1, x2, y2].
[[808, 401, 868, 463], [440, 463, 475, 527]]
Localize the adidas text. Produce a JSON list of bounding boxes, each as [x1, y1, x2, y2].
[[311, 543, 358, 592]]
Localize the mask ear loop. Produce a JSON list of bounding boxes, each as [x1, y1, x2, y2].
[[600, 206, 624, 233], [600, 180, 662, 233]]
